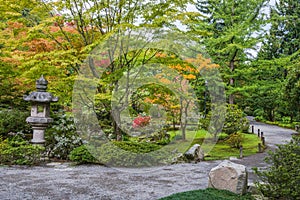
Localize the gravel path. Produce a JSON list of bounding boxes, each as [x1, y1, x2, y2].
[[232, 117, 296, 182], [0, 119, 296, 200]]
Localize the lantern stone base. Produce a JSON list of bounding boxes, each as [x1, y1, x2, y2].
[[26, 117, 53, 145], [31, 125, 48, 144]]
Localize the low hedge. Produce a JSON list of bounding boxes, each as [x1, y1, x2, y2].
[[0, 109, 31, 137], [0, 135, 44, 165], [69, 141, 174, 167]]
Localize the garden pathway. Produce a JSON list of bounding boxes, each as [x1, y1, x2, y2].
[[0, 118, 296, 200]]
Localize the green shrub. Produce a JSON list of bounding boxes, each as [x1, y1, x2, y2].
[[225, 133, 244, 148], [138, 130, 171, 145], [0, 135, 44, 165], [45, 111, 82, 159], [113, 141, 161, 153], [223, 104, 249, 135], [277, 123, 294, 129], [159, 188, 254, 200], [0, 109, 31, 137], [254, 115, 265, 122], [218, 133, 229, 140], [69, 145, 96, 164], [200, 104, 249, 135], [281, 116, 291, 124], [70, 141, 174, 167], [253, 109, 265, 118], [254, 136, 300, 199]]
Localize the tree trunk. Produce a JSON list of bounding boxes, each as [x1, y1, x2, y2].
[[229, 92, 234, 105], [179, 98, 185, 140], [180, 98, 190, 141], [172, 117, 176, 130], [229, 60, 235, 104], [111, 108, 122, 141]]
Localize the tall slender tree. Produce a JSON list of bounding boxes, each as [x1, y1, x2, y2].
[[257, 0, 300, 121], [195, 0, 267, 104]]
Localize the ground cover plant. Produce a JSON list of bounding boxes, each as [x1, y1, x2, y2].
[[0, 135, 44, 165], [158, 188, 254, 200]]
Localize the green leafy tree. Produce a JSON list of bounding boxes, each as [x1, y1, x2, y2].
[[268, 0, 300, 56], [195, 0, 267, 104], [200, 104, 249, 140], [52, 0, 199, 140], [283, 57, 300, 122], [243, 58, 285, 121], [0, 0, 200, 141], [256, 0, 300, 121]]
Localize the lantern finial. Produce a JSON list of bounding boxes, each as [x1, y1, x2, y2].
[[36, 75, 48, 92]]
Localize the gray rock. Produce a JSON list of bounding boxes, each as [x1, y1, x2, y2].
[[184, 144, 204, 162], [208, 160, 248, 195]]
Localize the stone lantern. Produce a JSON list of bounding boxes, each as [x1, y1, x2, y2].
[[24, 75, 58, 145]]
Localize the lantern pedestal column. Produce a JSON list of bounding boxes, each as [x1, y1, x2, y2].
[[26, 116, 53, 145], [31, 124, 48, 144]]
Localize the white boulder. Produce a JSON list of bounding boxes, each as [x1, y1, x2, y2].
[[208, 160, 248, 195]]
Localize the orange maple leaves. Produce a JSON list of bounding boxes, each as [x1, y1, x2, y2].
[[155, 53, 220, 81]]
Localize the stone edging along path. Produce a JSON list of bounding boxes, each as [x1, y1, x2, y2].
[[0, 119, 296, 200]]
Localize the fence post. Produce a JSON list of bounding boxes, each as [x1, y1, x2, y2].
[[251, 125, 254, 134], [261, 137, 265, 146], [258, 143, 262, 153], [295, 125, 299, 132], [258, 129, 260, 137], [261, 132, 264, 139], [239, 145, 243, 159]]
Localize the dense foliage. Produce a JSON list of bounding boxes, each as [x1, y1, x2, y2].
[[0, 109, 31, 137], [0, 135, 44, 165], [132, 115, 151, 128], [70, 141, 174, 167], [200, 104, 249, 138], [68, 145, 96, 164], [254, 136, 300, 199], [195, 0, 267, 104], [45, 111, 82, 159]]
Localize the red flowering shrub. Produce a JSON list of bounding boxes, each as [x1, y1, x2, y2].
[[132, 115, 151, 128]]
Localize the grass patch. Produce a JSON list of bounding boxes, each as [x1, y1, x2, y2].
[[205, 133, 261, 160], [159, 188, 254, 200], [166, 130, 261, 160]]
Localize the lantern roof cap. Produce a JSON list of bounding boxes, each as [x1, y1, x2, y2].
[[24, 91, 59, 102], [36, 75, 48, 92], [23, 75, 59, 102]]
